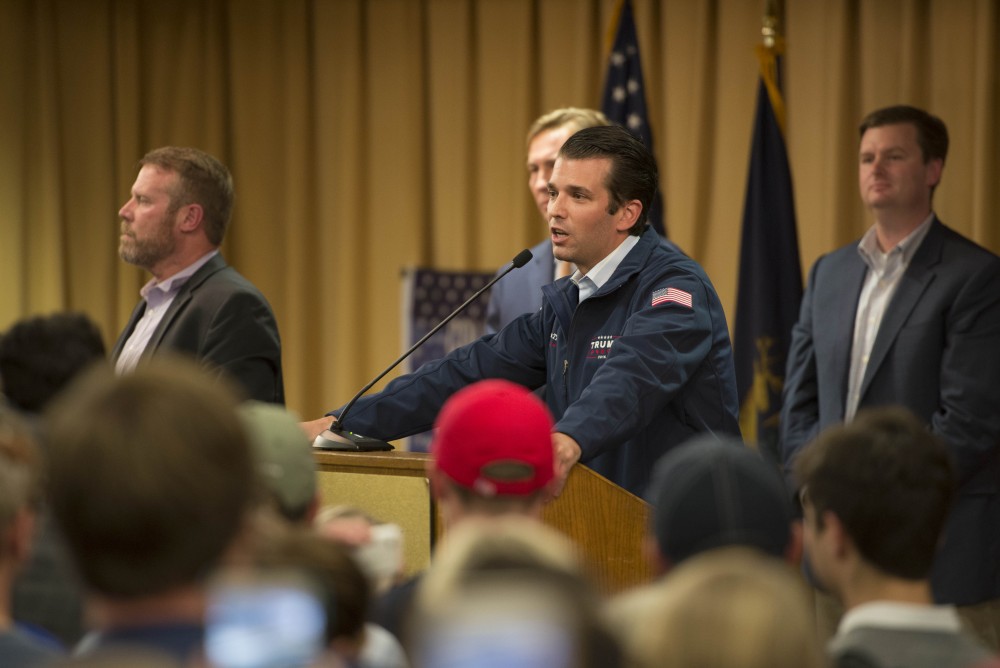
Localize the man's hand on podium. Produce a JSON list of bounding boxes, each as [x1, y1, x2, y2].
[[301, 415, 335, 441], [551, 432, 582, 497]]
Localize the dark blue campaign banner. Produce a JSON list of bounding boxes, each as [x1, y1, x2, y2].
[[403, 267, 494, 452]]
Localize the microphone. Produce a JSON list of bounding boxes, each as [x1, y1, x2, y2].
[[314, 248, 534, 451]]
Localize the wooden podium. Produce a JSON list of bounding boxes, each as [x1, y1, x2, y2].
[[314, 450, 654, 595]]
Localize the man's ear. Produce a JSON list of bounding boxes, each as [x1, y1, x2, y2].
[[926, 158, 944, 190], [428, 467, 463, 529], [821, 510, 853, 558], [176, 202, 205, 233], [615, 199, 642, 232]]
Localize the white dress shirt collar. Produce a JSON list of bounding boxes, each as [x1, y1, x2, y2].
[[140, 249, 219, 302], [837, 601, 963, 636], [571, 234, 640, 303], [857, 213, 934, 272]]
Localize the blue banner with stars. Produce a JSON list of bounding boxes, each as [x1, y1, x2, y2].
[[402, 267, 494, 452]]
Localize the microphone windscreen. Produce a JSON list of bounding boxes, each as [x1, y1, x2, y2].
[[512, 248, 533, 268]]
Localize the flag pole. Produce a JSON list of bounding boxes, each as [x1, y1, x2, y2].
[[757, 0, 786, 134], [733, 0, 802, 460]]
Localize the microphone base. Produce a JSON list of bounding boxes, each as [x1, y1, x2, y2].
[[312, 428, 394, 452]]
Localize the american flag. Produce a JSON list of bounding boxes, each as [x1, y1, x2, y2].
[[601, 0, 665, 236], [651, 287, 692, 309]]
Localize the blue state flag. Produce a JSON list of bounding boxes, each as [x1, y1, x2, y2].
[[601, 0, 665, 236], [734, 41, 803, 463]]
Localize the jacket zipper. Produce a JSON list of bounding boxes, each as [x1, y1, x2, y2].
[[563, 358, 569, 403]]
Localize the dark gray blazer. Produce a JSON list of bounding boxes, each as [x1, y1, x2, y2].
[[111, 253, 284, 404], [781, 218, 1000, 605]]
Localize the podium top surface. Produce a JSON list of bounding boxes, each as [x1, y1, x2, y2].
[[314, 449, 429, 476]]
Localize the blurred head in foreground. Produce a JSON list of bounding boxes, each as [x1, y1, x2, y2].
[[645, 435, 798, 574], [624, 547, 823, 668], [410, 516, 621, 668]]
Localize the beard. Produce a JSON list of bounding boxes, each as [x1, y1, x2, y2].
[[119, 214, 176, 271]]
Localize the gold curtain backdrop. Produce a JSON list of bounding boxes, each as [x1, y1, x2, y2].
[[2, 0, 997, 421]]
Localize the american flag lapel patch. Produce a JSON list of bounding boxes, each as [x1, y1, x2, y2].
[[651, 287, 693, 309]]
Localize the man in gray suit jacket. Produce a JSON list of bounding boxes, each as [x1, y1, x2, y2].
[[485, 108, 609, 334], [781, 106, 1000, 647], [796, 408, 996, 668], [111, 147, 284, 404]]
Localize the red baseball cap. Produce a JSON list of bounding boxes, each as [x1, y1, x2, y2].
[[432, 380, 555, 497]]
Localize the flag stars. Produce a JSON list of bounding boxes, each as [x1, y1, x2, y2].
[[601, 0, 662, 234]]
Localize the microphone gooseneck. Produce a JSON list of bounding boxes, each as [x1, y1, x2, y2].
[[314, 248, 534, 451]]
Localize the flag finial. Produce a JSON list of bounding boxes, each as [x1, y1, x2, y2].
[[762, 0, 782, 48]]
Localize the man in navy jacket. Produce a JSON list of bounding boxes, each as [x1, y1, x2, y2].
[[310, 126, 739, 497]]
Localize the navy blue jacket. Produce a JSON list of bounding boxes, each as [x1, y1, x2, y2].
[[335, 227, 740, 496]]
